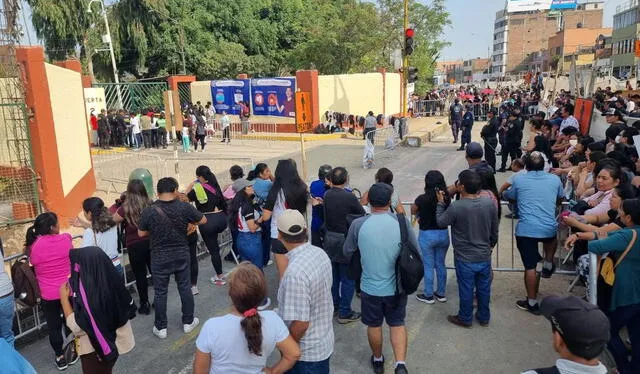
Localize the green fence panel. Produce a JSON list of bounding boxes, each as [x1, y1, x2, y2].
[[177, 81, 191, 106], [94, 82, 168, 111]]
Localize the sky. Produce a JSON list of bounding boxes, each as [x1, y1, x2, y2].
[[439, 0, 628, 62]]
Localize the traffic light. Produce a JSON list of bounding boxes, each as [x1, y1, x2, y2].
[[407, 67, 418, 83], [404, 28, 415, 56]]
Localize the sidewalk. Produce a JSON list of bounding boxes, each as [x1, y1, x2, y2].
[[404, 116, 450, 146]]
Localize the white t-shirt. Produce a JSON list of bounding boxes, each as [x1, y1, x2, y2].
[[270, 191, 287, 239], [195, 311, 289, 374], [81, 226, 120, 266], [627, 100, 636, 113], [130, 117, 141, 134], [559, 115, 579, 133]]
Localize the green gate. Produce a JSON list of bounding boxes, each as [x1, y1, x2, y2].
[[93, 82, 169, 111], [177, 81, 192, 106], [0, 101, 40, 225]]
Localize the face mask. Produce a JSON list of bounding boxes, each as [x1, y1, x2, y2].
[[569, 139, 578, 146]]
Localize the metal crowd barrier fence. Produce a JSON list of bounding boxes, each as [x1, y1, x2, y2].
[[413, 100, 446, 117], [207, 119, 279, 144], [5, 231, 235, 341]]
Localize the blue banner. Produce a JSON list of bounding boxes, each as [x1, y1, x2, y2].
[[210, 80, 250, 115], [250, 78, 296, 117], [550, 0, 577, 9]]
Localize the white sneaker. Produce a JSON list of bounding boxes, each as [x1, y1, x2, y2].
[[191, 286, 199, 295], [183, 317, 200, 334], [210, 275, 227, 286], [258, 297, 271, 311], [267, 260, 274, 266], [153, 326, 167, 339]]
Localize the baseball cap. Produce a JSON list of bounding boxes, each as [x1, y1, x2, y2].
[[540, 295, 610, 359], [231, 178, 255, 193], [368, 183, 393, 207], [465, 142, 483, 159], [277, 209, 307, 235]]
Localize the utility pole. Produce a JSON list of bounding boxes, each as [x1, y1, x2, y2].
[[402, 0, 409, 117]]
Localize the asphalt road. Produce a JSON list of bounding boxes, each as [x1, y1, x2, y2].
[[18, 130, 577, 373]]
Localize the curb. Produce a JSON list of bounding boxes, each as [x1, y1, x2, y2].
[[403, 122, 450, 147]]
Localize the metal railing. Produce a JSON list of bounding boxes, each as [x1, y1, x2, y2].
[[206, 119, 280, 144], [413, 100, 446, 117]]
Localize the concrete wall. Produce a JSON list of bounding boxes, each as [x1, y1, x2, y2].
[[318, 73, 384, 117], [385, 73, 401, 115], [45, 63, 92, 197]]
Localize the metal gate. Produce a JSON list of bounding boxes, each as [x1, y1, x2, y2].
[[93, 82, 168, 111], [177, 81, 191, 107]]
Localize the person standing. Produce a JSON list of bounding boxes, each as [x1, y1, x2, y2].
[[149, 110, 159, 148], [498, 111, 521, 173], [521, 296, 609, 374], [185, 166, 228, 286], [481, 108, 499, 171], [436, 170, 498, 328], [98, 109, 111, 150], [113, 180, 153, 314], [194, 114, 207, 152], [276, 210, 334, 373], [449, 99, 464, 144], [458, 103, 474, 151], [251, 163, 274, 267], [344, 183, 416, 374], [26, 213, 78, 370], [130, 112, 142, 150], [193, 263, 300, 374], [140, 111, 152, 149], [60, 246, 135, 374], [157, 112, 167, 149], [221, 111, 231, 143], [0, 238, 14, 347], [503, 152, 564, 315], [322, 167, 365, 324], [139, 177, 207, 339], [364, 111, 378, 142], [412, 171, 450, 304], [310, 164, 332, 248]]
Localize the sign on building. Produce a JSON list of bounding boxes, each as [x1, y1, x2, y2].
[[506, 0, 576, 13]]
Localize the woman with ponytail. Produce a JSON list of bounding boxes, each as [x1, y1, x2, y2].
[[186, 165, 228, 286], [193, 263, 300, 374], [71, 197, 121, 274], [26, 212, 77, 370]]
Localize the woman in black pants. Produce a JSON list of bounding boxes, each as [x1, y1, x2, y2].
[[187, 165, 228, 286], [113, 179, 152, 314]]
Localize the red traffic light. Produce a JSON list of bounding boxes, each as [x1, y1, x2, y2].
[[405, 28, 415, 38]]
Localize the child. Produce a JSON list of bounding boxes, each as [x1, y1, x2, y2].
[[182, 125, 191, 152]]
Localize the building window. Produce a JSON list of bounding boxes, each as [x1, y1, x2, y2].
[[509, 19, 524, 26]]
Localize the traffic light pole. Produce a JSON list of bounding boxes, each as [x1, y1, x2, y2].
[[402, 0, 409, 117]]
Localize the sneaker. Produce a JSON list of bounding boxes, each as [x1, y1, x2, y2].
[[258, 297, 271, 311], [516, 299, 541, 315], [434, 293, 447, 303], [416, 293, 435, 304], [210, 275, 227, 286], [55, 356, 68, 371], [153, 326, 167, 339], [395, 364, 408, 374], [370, 355, 385, 374], [138, 301, 151, 315], [540, 263, 556, 279], [183, 317, 200, 334], [266, 259, 274, 266], [191, 286, 200, 296], [447, 315, 472, 328], [68, 350, 79, 365], [475, 314, 489, 327], [338, 311, 361, 324], [456, 147, 465, 151]]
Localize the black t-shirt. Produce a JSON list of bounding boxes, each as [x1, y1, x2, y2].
[[139, 199, 204, 263], [324, 188, 366, 234], [415, 193, 449, 231], [187, 184, 224, 213]]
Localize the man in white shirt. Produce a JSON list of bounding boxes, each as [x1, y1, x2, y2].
[[559, 103, 579, 134], [221, 111, 231, 143], [521, 295, 609, 374]]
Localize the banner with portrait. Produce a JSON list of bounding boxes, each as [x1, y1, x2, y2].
[[250, 78, 296, 117], [210, 79, 250, 115]]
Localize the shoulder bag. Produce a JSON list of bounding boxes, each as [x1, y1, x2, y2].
[[600, 229, 637, 286]]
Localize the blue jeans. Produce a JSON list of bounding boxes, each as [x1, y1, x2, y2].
[[286, 356, 330, 374], [0, 293, 15, 347], [331, 262, 355, 318], [418, 229, 449, 297], [609, 303, 640, 374], [237, 231, 263, 270], [455, 260, 492, 325]]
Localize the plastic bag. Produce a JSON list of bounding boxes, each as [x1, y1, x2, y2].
[[363, 138, 375, 169]]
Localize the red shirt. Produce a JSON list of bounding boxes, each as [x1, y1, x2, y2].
[[90, 115, 98, 130]]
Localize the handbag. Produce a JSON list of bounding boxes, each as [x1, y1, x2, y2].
[[600, 229, 637, 286]]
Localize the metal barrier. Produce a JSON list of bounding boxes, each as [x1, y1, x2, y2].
[[363, 126, 403, 169], [207, 119, 279, 144], [413, 100, 446, 117], [93, 82, 168, 111]]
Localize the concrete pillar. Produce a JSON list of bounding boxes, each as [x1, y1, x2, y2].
[[295, 70, 320, 126]]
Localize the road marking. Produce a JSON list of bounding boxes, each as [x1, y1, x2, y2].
[[169, 307, 232, 352]]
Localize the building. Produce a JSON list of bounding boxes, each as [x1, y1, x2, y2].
[[436, 60, 464, 84], [491, 1, 604, 77], [462, 58, 491, 82], [611, 0, 640, 78], [594, 34, 613, 75], [548, 27, 611, 73]]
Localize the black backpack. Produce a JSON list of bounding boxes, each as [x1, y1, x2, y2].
[[395, 213, 424, 295]]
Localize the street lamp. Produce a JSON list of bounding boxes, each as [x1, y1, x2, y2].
[[88, 0, 123, 109]]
